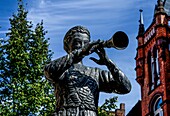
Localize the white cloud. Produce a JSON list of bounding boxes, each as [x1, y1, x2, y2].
[[0, 30, 8, 34], [27, 0, 135, 33], [27, 0, 157, 40]]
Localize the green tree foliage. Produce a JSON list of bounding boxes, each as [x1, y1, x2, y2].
[[98, 96, 118, 116], [0, 1, 55, 115], [0, 38, 6, 84]]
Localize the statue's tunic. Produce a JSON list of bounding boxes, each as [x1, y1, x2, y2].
[[44, 50, 131, 116]]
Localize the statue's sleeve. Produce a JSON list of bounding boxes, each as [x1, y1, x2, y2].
[[98, 60, 131, 94], [44, 49, 83, 82]]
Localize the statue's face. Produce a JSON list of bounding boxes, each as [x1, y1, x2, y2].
[[69, 32, 89, 51]]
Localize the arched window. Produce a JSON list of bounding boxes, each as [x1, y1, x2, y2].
[[150, 95, 163, 116], [153, 96, 163, 116]]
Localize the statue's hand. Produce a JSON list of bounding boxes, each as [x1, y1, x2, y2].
[[80, 39, 101, 56], [73, 40, 102, 63], [90, 44, 110, 65]]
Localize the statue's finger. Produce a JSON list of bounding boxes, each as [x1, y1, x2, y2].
[[89, 57, 100, 64]]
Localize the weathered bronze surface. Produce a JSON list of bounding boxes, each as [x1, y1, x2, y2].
[[44, 26, 131, 116]]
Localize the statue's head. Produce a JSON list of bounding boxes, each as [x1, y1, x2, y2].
[[64, 26, 91, 53]]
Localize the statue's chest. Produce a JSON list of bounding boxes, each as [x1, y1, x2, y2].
[[64, 66, 98, 94]]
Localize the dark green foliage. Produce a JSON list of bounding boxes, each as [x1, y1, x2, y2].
[[98, 96, 118, 116], [0, 0, 55, 115]]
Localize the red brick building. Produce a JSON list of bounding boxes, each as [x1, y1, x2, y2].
[[134, 0, 170, 116]]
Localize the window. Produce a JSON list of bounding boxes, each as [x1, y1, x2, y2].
[[153, 96, 163, 116], [150, 95, 164, 116], [151, 56, 155, 90], [152, 46, 160, 87], [147, 51, 154, 90], [148, 46, 160, 92], [155, 48, 160, 85], [168, 20, 170, 27]]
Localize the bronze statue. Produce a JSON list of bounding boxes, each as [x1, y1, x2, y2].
[[44, 26, 131, 116]]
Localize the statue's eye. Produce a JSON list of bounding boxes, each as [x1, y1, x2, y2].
[[84, 40, 89, 45], [74, 40, 81, 45]]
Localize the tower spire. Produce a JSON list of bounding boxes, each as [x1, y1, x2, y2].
[[154, 0, 165, 15], [138, 9, 145, 36], [139, 9, 144, 25]]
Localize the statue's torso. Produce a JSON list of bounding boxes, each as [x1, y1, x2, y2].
[[54, 64, 99, 116]]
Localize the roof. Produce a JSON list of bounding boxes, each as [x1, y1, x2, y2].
[[126, 100, 142, 116]]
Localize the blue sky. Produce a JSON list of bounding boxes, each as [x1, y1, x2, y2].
[[0, 0, 158, 114]]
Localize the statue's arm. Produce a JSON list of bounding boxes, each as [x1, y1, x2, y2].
[[98, 59, 131, 94], [90, 44, 131, 94], [44, 49, 83, 82]]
